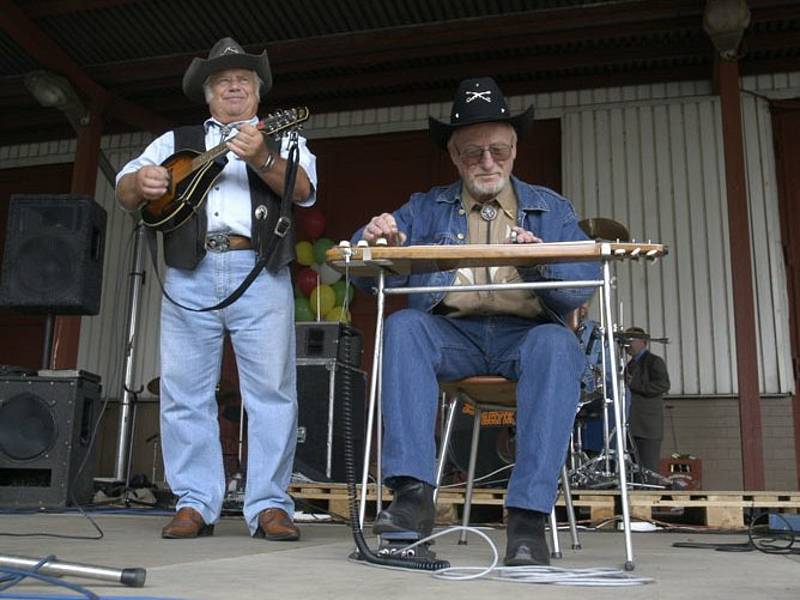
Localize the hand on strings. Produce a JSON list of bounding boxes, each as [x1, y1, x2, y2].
[[508, 225, 543, 244], [227, 123, 270, 168], [135, 165, 170, 202], [362, 213, 407, 246]]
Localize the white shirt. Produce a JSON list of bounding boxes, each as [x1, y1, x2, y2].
[[116, 116, 317, 237]]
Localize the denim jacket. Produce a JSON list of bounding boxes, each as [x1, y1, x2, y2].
[[351, 176, 601, 318]]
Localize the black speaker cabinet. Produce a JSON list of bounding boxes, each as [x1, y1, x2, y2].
[[296, 322, 363, 367], [0, 373, 101, 508], [0, 194, 107, 315], [294, 359, 366, 482]]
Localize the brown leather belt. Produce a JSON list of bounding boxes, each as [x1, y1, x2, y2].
[[205, 233, 253, 252]]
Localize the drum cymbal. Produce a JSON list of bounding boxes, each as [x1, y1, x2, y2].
[[578, 217, 630, 242], [146, 377, 160, 396]]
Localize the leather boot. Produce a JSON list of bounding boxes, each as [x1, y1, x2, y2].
[[161, 507, 214, 539], [373, 477, 435, 537], [504, 507, 550, 566]]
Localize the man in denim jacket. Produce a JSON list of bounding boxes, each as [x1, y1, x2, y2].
[[353, 77, 599, 565]]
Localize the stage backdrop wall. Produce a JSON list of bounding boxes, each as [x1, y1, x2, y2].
[[1, 73, 798, 488]]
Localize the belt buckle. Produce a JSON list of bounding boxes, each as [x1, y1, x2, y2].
[[206, 233, 231, 252]]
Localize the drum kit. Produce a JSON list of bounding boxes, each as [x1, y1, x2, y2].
[[566, 217, 674, 490]]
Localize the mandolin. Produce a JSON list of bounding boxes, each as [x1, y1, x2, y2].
[[140, 106, 309, 232]]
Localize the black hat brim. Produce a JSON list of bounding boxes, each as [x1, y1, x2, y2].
[[428, 104, 535, 149], [182, 51, 272, 104]]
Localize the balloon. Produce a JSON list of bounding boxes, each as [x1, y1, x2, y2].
[[324, 305, 351, 323], [332, 280, 355, 306], [317, 262, 342, 285], [296, 267, 319, 297], [298, 206, 326, 240], [312, 237, 335, 265], [309, 284, 336, 318], [294, 281, 304, 298], [294, 297, 314, 321], [295, 241, 314, 266]]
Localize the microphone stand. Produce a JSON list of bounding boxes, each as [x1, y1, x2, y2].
[[0, 554, 145, 588], [96, 221, 146, 489]]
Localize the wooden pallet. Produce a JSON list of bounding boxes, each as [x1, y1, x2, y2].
[[625, 491, 800, 529], [288, 484, 800, 529]]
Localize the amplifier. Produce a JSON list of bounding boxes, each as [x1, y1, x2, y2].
[[294, 358, 366, 482], [296, 322, 362, 367], [0, 373, 101, 508]]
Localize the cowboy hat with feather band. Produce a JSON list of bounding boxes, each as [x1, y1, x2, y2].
[[182, 37, 272, 104], [428, 77, 535, 149]]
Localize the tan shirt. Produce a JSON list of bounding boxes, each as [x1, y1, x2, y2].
[[440, 184, 545, 319]]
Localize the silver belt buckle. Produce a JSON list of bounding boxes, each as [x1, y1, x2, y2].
[[206, 232, 231, 252]]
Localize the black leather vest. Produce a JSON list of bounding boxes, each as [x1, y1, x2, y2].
[[163, 125, 295, 273]]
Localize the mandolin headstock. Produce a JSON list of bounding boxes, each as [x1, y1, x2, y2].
[[258, 107, 310, 139]]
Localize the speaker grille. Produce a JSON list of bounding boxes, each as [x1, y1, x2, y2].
[[16, 236, 76, 295], [0, 194, 107, 315], [0, 393, 57, 461]]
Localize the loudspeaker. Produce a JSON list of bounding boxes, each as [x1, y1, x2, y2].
[[0, 373, 101, 508], [294, 359, 366, 482], [0, 194, 107, 315], [296, 322, 363, 367]]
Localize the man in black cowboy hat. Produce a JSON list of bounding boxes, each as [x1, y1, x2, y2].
[[116, 37, 317, 541], [352, 77, 599, 565]]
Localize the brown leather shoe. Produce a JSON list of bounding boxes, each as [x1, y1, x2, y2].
[[255, 508, 300, 541], [161, 507, 214, 539]]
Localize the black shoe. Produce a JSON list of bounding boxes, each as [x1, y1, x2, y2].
[[373, 477, 435, 537], [504, 507, 550, 566]]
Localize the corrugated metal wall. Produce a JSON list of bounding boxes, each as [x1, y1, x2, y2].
[[1, 74, 797, 399]]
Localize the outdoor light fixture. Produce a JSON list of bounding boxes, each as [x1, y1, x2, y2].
[[703, 0, 751, 61], [23, 69, 89, 127], [24, 69, 116, 184]]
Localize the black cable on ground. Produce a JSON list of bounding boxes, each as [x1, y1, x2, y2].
[[671, 510, 799, 555], [338, 324, 449, 571]]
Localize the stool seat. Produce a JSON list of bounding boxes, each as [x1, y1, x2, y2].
[[436, 375, 581, 553], [440, 376, 517, 406]]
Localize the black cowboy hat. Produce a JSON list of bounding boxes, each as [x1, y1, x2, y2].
[[182, 37, 272, 104], [428, 77, 535, 149]]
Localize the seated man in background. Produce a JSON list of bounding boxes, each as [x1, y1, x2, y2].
[[352, 77, 600, 565]]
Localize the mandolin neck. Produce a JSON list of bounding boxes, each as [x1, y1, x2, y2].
[[190, 141, 229, 171]]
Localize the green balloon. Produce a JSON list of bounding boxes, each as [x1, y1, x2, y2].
[[294, 297, 314, 321], [312, 237, 335, 265], [294, 281, 305, 298], [332, 280, 354, 306]]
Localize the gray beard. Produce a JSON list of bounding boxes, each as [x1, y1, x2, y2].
[[463, 175, 509, 202]]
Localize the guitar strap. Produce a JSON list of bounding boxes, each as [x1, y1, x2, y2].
[[144, 133, 300, 313]]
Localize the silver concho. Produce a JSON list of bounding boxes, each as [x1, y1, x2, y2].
[[254, 205, 268, 220], [479, 203, 498, 222]]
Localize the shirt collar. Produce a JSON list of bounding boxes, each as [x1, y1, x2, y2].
[[203, 116, 259, 136], [459, 181, 517, 219]]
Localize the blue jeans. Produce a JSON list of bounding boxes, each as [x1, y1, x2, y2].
[[159, 250, 297, 534], [381, 309, 583, 513]]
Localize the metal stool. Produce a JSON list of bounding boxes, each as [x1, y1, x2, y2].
[[436, 376, 581, 556]]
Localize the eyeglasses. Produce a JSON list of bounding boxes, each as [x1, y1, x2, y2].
[[458, 143, 514, 166]]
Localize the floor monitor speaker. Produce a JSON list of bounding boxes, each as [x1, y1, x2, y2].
[[0, 372, 101, 508]]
